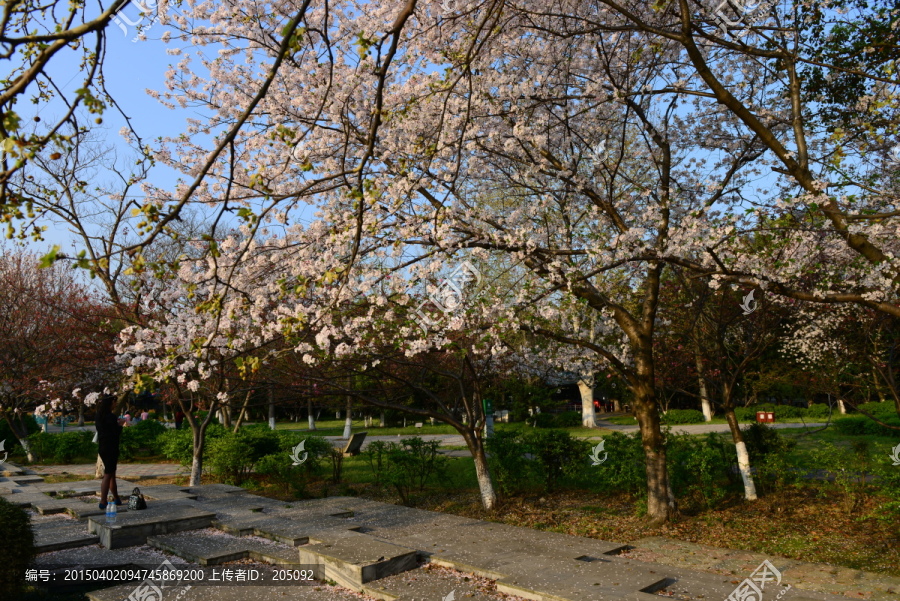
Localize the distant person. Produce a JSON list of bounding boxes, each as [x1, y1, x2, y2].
[[95, 395, 125, 509], [140, 411, 149, 421], [175, 410, 185, 430], [123, 411, 133, 426]]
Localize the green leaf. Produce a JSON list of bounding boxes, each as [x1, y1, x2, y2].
[[38, 245, 61, 268]]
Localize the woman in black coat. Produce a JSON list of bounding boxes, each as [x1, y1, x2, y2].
[[95, 394, 125, 508]]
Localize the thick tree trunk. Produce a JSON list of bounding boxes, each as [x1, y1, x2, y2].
[[268, 386, 276, 430], [379, 412, 385, 428], [16, 435, 35, 464], [470, 438, 497, 510], [5, 416, 35, 463], [190, 427, 206, 486], [77, 402, 85, 427], [694, 344, 713, 422], [838, 399, 847, 414], [578, 379, 597, 427], [724, 406, 758, 501], [632, 354, 674, 526], [343, 396, 352, 439]]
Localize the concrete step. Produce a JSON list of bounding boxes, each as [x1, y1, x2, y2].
[[147, 529, 300, 566], [88, 503, 216, 549], [298, 530, 418, 590], [34, 519, 100, 552]]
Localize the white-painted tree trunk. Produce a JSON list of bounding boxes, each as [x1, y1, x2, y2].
[[380, 412, 385, 427], [578, 379, 597, 427], [17, 436, 35, 464], [694, 348, 713, 422], [838, 399, 847, 414], [472, 447, 497, 510], [307, 398, 316, 430], [735, 440, 758, 500], [190, 452, 203, 486], [343, 397, 352, 439], [268, 387, 276, 430]]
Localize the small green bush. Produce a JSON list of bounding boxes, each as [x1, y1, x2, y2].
[[159, 424, 226, 466], [661, 409, 706, 425], [256, 453, 311, 497], [485, 430, 541, 497], [806, 404, 833, 419], [0, 496, 35, 599], [523, 429, 592, 492], [207, 427, 281, 484], [120, 419, 168, 459], [589, 431, 646, 495], [369, 437, 449, 504], [553, 411, 582, 428], [526, 412, 556, 428], [668, 432, 737, 509], [833, 415, 900, 438], [27, 431, 95, 463], [856, 402, 899, 419], [741, 423, 796, 462], [274, 431, 332, 475]]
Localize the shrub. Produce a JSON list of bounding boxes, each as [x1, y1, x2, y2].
[[526, 412, 556, 428], [375, 437, 449, 504], [485, 430, 541, 497], [553, 411, 582, 428], [26, 431, 95, 463], [0, 497, 34, 599], [159, 424, 227, 466], [667, 432, 737, 509], [806, 404, 833, 419], [734, 407, 756, 421], [856, 402, 899, 419], [255, 453, 312, 497], [833, 415, 900, 438], [661, 409, 706, 425], [274, 431, 332, 475], [120, 419, 168, 460], [523, 429, 592, 492], [207, 428, 283, 484], [741, 423, 796, 462], [589, 431, 646, 495]]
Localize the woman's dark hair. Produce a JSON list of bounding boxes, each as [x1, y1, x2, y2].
[[98, 394, 116, 415]]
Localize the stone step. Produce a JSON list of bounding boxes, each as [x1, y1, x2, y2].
[[0, 461, 25, 476], [362, 564, 511, 601], [34, 519, 100, 553], [213, 514, 363, 546], [147, 529, 300, 566], [12, 475, 46, 484], [88, 503, 216, 549], [298, 530, 418, 590]]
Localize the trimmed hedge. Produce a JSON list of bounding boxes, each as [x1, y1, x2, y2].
[[26, 431, 95, 463], [661, 409, 706, 424], [833, 415, 900, 438]]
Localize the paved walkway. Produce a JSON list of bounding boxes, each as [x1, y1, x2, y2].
[[593, 419, 829, 435], [30, 462, 187, 479], [5, 475, 891, 601]]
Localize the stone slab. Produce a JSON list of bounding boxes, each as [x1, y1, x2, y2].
[[298, 530, 417, 590], [34, 519, 101, 552], [147, 529, 300, 566], [213, 514, 361, 546], [134, 484, 198, 501], [0, 460, 25, 475], [88, 503, 216, 549]]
